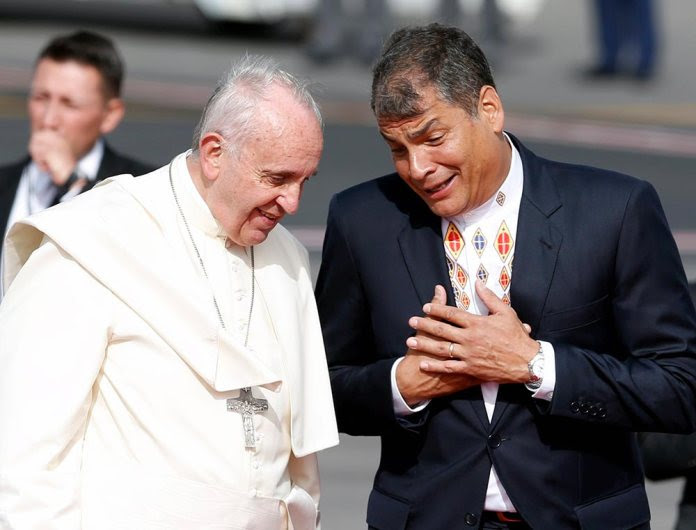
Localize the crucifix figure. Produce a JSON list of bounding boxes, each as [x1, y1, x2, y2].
[[227, 387, 269, 449]]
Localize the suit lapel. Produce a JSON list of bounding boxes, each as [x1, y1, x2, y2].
[[508, 136, 563, 332], [96, 143, 119, 181], [492, 135, 563, 428], [397, 207, 453, 307]]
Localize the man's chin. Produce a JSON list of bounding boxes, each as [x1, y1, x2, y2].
[[242, 228, 273, 247], [428, 202, 460, 219]]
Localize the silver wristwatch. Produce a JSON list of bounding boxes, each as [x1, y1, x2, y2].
[[525, 342, 544, 392]]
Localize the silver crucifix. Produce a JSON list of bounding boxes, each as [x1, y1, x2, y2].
[[226, 387, 269, 449]]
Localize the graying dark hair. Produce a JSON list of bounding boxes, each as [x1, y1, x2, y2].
[[371, 23, 496, 121], [191, 55, 322, 154]]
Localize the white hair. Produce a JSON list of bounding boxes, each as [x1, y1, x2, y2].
[[191, 55, 322, 155]]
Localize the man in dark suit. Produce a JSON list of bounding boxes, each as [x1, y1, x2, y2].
[[315, 24, 696, 529], [0, 30, 153, 251]]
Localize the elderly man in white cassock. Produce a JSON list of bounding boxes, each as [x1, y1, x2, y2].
[[0, 56, 338, 529]]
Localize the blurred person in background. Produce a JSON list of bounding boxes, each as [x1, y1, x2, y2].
[[306, 0, 507, 67], [585, 0, 658, 80], [306, 0, 389, 65], [0, 55, 337, 529], [0, 30, 153, 259], [316, 22, 696, 529]]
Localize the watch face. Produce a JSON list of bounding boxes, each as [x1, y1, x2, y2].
[[529, 355, 544, 381], [532, 360, 544, 378]]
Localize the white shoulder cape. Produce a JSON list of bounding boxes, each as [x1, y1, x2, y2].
[[3, 169, 338, 457]]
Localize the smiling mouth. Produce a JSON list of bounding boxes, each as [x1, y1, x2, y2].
[[258, 208, 280, 222], [425, 175, 454, 195]]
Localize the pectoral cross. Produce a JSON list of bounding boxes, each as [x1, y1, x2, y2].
[[226, 387, 268, 449]]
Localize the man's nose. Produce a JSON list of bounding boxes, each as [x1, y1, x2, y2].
[[40, 101, 61, 129], [408, 148, 435, 181], [278, 184, 302, 215]]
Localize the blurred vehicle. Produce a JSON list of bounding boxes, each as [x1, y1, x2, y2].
[[195, 0, 318, 24], [0, 0, 318, 37]]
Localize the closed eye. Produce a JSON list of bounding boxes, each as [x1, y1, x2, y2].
[[389, 145, 407, 157]]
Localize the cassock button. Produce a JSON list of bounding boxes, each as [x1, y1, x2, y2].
[[464, 513, 478, 526], [488, 434, 502, 448]]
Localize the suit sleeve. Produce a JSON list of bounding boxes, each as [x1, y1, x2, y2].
[[0, 238, 111, 529], [547, 181, 696, 432], [316, 196, 404, 436]]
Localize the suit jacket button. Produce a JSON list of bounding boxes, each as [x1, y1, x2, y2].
[[580, 402, 590, 414], [589, 405, 598, 417], [570, 401, 580, 413], [488, 434, 502, 448], [598, 407, 607, 418], [465, 513, 478, 526]]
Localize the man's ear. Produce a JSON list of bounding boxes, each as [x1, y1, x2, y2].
[[477, 85, 505, 133], [99, 98, 125, 135], [198, 132, 226, 181]]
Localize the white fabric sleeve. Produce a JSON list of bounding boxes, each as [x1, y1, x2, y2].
[[531, 340, 556, 401], [0, 238, 111, 529], [287, 452, 321, 529], [391, 357, 430, 416]]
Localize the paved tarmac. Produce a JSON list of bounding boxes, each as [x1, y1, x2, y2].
[[0, 1, 694, 528]]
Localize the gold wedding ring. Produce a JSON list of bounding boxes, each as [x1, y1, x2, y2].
[[448, 342, 455, 359]]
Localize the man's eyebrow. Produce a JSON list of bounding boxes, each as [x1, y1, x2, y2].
[[259, 169, 319, 178], [407, 119, 440, 141]]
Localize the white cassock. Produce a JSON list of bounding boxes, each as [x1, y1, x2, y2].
[[0, 152, 339, 530]]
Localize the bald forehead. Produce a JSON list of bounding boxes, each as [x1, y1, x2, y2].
[[256, 85, 320, 132]]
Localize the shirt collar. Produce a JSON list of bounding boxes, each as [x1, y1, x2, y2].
[[77, 139, 104, 181]]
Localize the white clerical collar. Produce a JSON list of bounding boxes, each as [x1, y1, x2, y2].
[[449, 133, 523, 226], [171, 150, 227, 239]]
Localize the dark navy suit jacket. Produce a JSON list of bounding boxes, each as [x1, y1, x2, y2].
[[315, 135, 696, 529]]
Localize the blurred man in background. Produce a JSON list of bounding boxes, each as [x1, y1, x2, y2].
[[0, 30, 152, 256]]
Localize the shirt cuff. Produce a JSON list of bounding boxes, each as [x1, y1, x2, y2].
[[531, 340, 556, 401], [390, 357, 430, 416]]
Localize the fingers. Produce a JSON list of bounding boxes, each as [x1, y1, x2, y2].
[[419, 357, 468, 374], [474, 279, 507, 314], [432, 284, 447, 305], [29, 131, 75, 184], [406, 332, 463, 360], [422, 300, 474, 328], [408, 313, 462, 344], [522, 323, 532, 334]]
